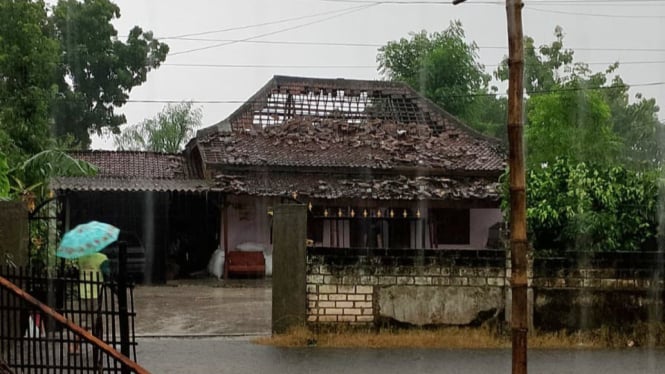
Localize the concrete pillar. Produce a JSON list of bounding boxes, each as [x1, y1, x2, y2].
[[0, 201, 29, 268], [271, 204, 307, 334]]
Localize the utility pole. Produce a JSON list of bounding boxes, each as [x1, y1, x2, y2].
[[453, 1, 527, 373]]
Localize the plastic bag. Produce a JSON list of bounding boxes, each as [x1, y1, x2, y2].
[[207, 248, 225, 279]]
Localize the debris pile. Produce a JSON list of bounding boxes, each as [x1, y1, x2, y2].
[[213, 172, 500, 201], [199, 117, 504, 171]]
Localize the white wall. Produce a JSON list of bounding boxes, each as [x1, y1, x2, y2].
[[224, 195, 274, 253]]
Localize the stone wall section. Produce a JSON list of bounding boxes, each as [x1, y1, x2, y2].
[[306, 249, 506, 325]]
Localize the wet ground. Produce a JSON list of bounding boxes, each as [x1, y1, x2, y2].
[[131, 280, 665, 373], [136, 337, 665, 374], [133, 278, 271, 337]]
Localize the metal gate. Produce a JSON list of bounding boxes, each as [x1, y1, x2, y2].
[[0, 242, 142, 373]]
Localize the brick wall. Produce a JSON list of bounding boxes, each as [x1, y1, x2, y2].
[[306, 248, 506, 325], [305, 248, 665, 329]]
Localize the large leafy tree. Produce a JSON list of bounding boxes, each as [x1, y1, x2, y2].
[[114, 102, 202, 153], [377, 21, 505, 138], [497, 27, 663, 170], [1, 0, 168, 155], [496, 26, 574, 95], [50, 0, 169, 148], [0, 0, 59, 165], [526, 85, 620, 167]]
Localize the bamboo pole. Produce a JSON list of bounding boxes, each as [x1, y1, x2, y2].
[[506, 1, 528, 373], [452, 0, 528, 372], [0, 275, 150, 374]]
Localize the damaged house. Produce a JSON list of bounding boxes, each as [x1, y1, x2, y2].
[[185, 75, 505, 261], [52, 75, 505, 281]]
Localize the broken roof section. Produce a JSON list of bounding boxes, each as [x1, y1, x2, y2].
[[51, 151, 209, 192], [200, 75, 500, 137], [198, 118, 503, 173], [190, 75, 506, 201]]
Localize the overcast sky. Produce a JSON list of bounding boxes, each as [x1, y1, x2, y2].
[[92, 0, 665, 149]]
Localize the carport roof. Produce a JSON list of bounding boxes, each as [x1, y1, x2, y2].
[[51, 150, 209, 192]]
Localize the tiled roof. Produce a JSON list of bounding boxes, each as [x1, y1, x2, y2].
[[197, 118, 504, 173], [212, 172, 500, 201], [51, 177, 209, 192], [51, 151, 208, 192], [67, 150, 192, 179]]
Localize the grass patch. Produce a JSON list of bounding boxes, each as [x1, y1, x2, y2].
[[255, 325, 507, 349], [254, 323, 665, 349]]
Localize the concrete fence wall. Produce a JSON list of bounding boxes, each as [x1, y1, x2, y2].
[[304, 248, 665, 329], [532, 252, 665, 330], [306, 248, 507, 326]]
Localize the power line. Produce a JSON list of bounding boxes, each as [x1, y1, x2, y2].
[[159, 59, 665, 69], [162, 63, 377, 69], [161, 6, 379, 39], [318, 0, 665, 5], [160, 36, 665, 53], [526, 6, 665, 18], [160, 37, 384, 48], [122, 81, 665, 104], [168, 3, 377, 56]]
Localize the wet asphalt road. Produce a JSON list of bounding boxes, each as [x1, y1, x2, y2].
[[136, 337, 665, 374]]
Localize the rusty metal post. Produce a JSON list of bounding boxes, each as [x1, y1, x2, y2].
[[506, 0, 528, 373], [222, 199, 229, 280]]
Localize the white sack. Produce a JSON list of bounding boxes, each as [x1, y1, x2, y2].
[[207, 248, 225, 279]]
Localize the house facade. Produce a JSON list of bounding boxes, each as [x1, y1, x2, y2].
[[185, 76, 506, 258]]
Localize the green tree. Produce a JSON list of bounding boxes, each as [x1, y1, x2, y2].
[[377, 21, 505, 137], [526, 84, 620, 167], [496, 26, 574, 94], [114, 102, 202, 153], [50, 0, 169, 148], [524, 158, 657, 253], [499, 27, 662, 170], [0, 0, 59, 165], [0, 152, 9, 198]]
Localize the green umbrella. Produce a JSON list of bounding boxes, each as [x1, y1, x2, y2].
[[56, 221, 120, 259]]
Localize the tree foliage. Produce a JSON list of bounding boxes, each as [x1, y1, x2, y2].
[[114, 102, 202, 153], [522, 158, 658, 253], [0, 0, 142, 206], [50, 0, 169, 148], [0, 153, 9, 198], [494, 27, 664, 252], [526, 86, 620, 167], [0, 0, 59, 165], [377, 21, 505, 139], [497, 27, 663, 170]]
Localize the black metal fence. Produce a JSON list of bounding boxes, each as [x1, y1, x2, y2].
[[0, 265, 138, 373]]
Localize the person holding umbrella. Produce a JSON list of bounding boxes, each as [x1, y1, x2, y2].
[[57, 221, 119, 355]]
